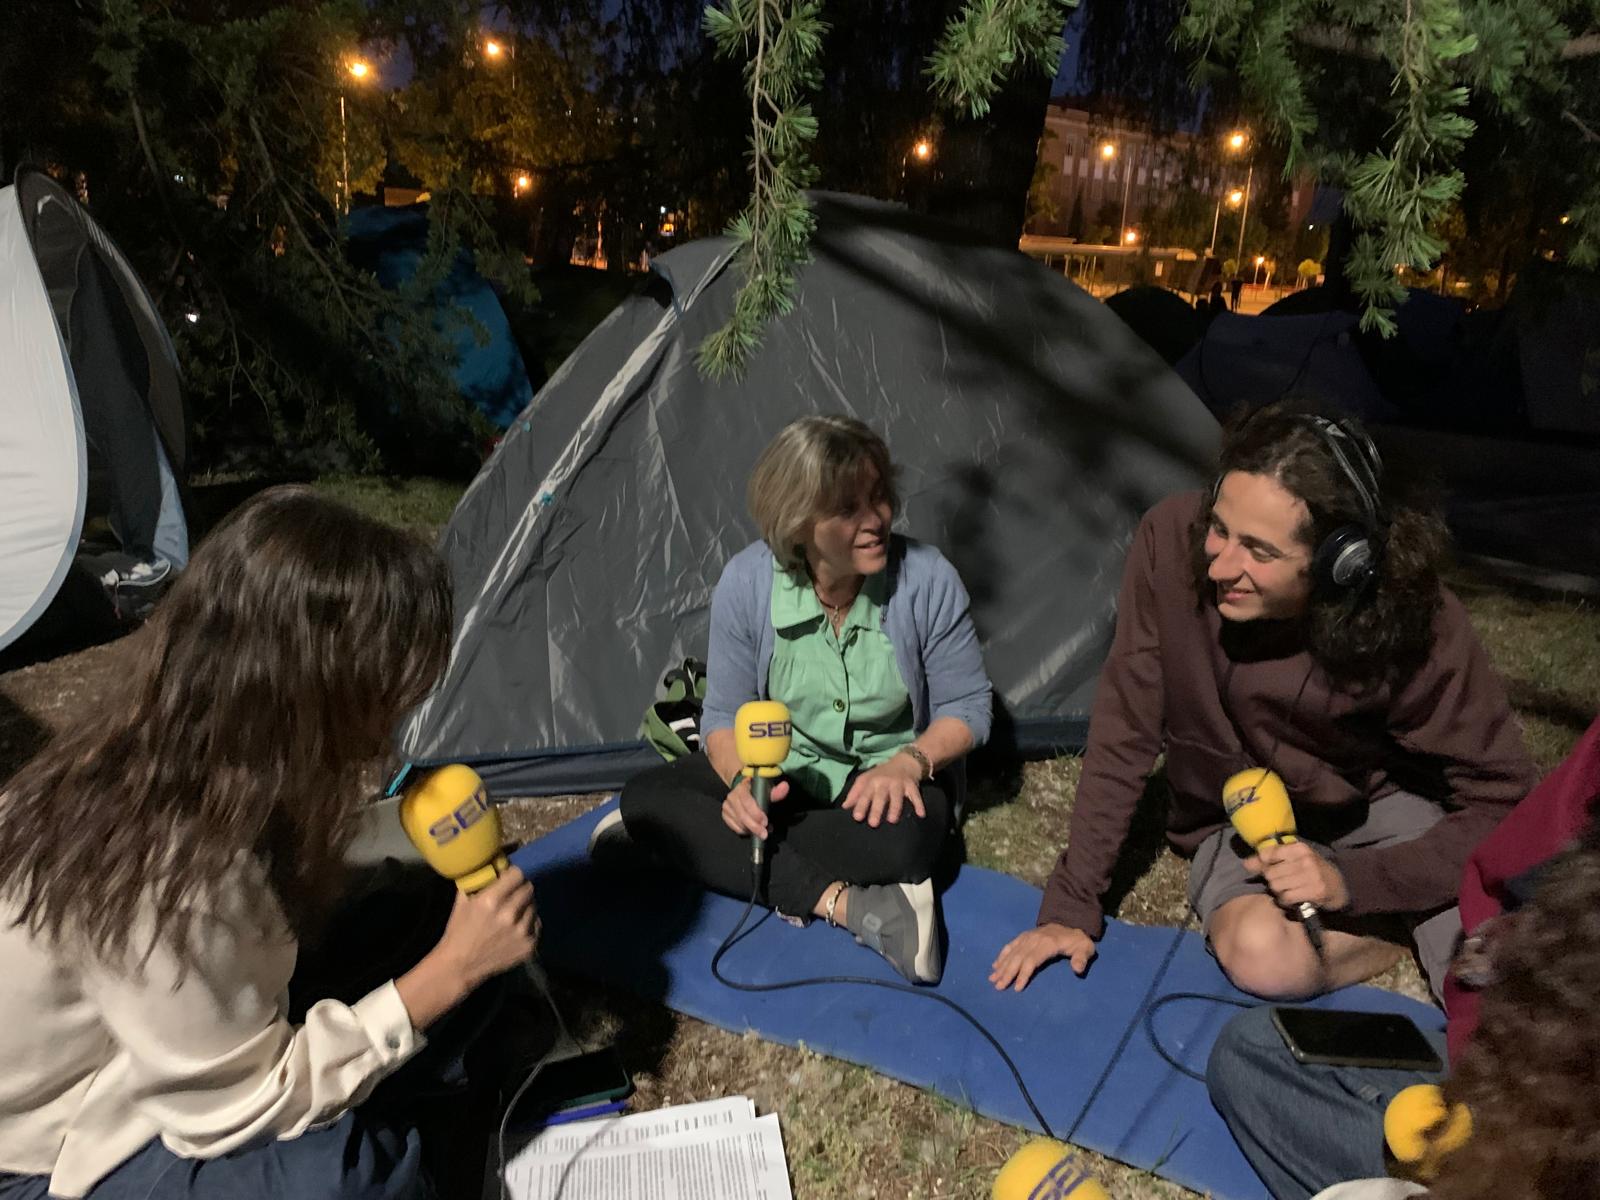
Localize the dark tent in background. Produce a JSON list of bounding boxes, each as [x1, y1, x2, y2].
[[1175, 308, 1401, 424], [396, 192, 1218, 796], [1, 168, 188, 655], [344, 204, 535, 434], [1105, 285, 1204, 366]]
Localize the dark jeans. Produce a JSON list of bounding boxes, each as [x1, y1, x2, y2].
[[0, 1113, 422, 1200], [619, 753, 952, 915], [1205, 1005, 1448, 1200]]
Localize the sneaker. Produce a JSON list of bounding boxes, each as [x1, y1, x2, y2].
[[586, 807, 663, 874], [844, 878, 942, 984], [587, 808, 631, 859]]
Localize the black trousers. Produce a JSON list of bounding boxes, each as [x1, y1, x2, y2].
[[619, 753, 951, 915]]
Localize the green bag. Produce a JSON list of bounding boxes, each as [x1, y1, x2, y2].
[[640, 658, 708, 762]]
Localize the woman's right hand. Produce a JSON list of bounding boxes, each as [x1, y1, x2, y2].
[[989, 923, 1098, 990], [435, 866, 540, 988], [721, 776, 791, 840]]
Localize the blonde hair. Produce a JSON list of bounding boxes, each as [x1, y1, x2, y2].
[[747, 415, 898, 577]]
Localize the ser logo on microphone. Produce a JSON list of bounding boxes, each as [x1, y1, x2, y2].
[[426, 787, 491, 846], [744, 719, 792, 739]]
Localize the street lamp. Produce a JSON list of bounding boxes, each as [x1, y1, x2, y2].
[[1226, 130, 1255, 264], [514, 172, 531, 194], [1207, 129, 1252, 258], [1210, 190, 1246, 257], [339, 58, 373, 215], [1100, 140, 1134, 246], [482, 33, 516, 91], [1254, 253, 1266, 285], [900, 136, 935, 202], [1123, 229, 1139, 245]]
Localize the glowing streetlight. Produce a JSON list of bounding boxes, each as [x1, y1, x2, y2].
[[1123, 229, 1139, 245], [1099, 139, 1135, 242], [1560, 213, 1572, 225], [484, 38, 504, 58], [514, 172, 531, 194], [1227, 130, 1247, 151], [339, 58, 374, 214], [913, 138, 932, 161], [1228, 190, 1244, 206]]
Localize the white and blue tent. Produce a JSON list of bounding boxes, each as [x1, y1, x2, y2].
[[1, 167, 188, 653]]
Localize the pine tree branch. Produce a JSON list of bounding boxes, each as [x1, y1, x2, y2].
[[1295, 24, 1600, 59], [1565, 108, 1600, 144]]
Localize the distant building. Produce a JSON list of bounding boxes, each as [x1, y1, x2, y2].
[[1029, 101, 1328, 264], [1029, 102, 1220, 240]]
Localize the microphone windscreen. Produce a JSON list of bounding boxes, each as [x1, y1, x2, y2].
[[399, 764, 506, 892], [1384, 1084, 1471, 1173], [992, 1140, 1109, 1200], [734, 699, 792, 769], [1223, 767, 1295, 848]]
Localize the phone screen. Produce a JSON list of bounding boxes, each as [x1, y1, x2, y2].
[[518, 1047, 634, 1114], [1271, 1007, 1444, 1071]]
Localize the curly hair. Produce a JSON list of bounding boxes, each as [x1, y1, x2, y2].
[[0, 486, 452, 964], [1425, 823, 1600, 1199], [1189, 403, 1450, 689]]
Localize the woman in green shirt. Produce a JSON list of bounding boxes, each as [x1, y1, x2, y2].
[[608, 416, 993, 984]]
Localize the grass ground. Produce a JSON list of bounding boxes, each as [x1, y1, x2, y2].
[[282, 476, 1600, 1196], [1, 475, 1595, 1200]]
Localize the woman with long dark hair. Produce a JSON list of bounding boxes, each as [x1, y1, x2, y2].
[[993, 405, 1536, 1002], [0, 487, 538, 1200]]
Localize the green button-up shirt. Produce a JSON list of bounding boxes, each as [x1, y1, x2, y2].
[[766, 561, 916, 802]]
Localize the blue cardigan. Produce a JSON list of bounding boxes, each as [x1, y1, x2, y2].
[[701, 536, 993, 748]]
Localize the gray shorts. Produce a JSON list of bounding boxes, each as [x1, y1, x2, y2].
[[1186, 790, 1462, 1001]]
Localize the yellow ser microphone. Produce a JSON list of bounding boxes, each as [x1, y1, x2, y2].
[[398, 764, 510, 893], [992, 1139, 1109, 1200], [734, 700, 791, 871], [1222, 767, 1326, 953], [1384, 1084, 1472, 1180]]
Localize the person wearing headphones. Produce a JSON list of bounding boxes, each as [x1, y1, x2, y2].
[[991, 405, 1536, 1002]]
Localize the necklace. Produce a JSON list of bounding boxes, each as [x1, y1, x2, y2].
[[814, 580, 860, 630]]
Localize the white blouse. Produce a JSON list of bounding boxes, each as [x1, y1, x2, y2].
[[0, 858, 422, 1197]]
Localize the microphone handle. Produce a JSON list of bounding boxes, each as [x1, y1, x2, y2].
[[750, 771, 771, 870], [1297, 901, 1326, 955]]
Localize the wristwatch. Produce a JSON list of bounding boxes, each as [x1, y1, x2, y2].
[[898, 744, 934, 782]]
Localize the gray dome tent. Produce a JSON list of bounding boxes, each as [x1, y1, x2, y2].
[[1, 168, 188, 653], [398, 193, 1217, 795]]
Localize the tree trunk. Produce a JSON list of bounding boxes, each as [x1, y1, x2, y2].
[[923, 60, 1059, 246]]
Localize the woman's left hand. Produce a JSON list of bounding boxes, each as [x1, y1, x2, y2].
[[841, 756, 925, 827]]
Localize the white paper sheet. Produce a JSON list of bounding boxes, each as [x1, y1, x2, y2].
[[503, 1104, 792, 1200], [511, 1096, 753, 1159]]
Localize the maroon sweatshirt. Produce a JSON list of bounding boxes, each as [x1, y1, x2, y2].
[[1444, 713, 1600, 1060], [1038, 492, 1538, 938]]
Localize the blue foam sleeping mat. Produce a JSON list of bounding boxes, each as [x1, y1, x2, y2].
[[509, 801, 1444, 1199]]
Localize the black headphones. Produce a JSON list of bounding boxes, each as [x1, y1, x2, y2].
[[1214, 412, 1386, 593], [1303, 415, 1384, 591]]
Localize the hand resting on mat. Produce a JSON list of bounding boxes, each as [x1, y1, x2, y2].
[[990, 922, 1097, 990], [841, 756, 926, 828]]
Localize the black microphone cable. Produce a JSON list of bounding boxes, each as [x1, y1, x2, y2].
[[711, 863, 1061, 1140]]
